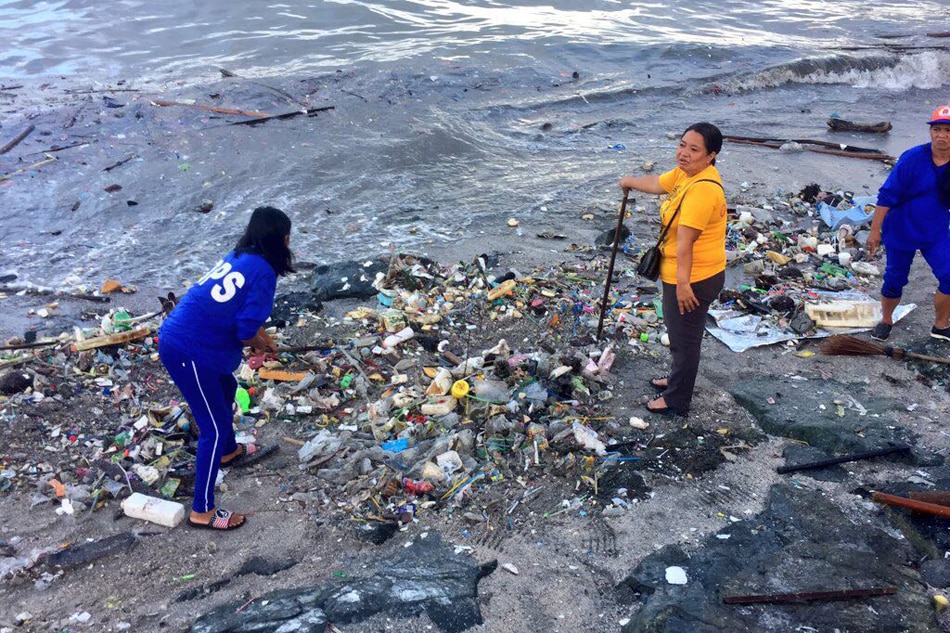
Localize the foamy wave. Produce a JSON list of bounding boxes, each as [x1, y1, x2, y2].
[[708, 50, 950, 93]]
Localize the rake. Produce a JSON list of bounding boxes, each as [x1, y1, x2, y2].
[[819, 334, 950, 366]]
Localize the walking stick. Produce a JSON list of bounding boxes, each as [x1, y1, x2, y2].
[[596, 189, 632, 340]]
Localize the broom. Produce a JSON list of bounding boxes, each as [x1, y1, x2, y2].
[[819, 334, 950, 365]]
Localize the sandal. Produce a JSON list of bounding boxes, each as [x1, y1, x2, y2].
[[220, 443, 277, 468], [187, 508, 246, 531], [649, 377, 668, 390], [644, 398, 687, 418]]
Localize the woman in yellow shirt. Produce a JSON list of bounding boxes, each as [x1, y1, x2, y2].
[[619, 122, 727, 416]]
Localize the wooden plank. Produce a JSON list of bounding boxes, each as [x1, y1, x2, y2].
[[72, 326, 151, 352]]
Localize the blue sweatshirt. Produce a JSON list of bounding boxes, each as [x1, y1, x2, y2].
[[878, 143, 950, 249], [160, 251, 277, 371]]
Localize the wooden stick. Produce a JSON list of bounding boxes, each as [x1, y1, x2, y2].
[[0, 286, 111, 303], [227, 105, 335, 127], [724, 134, 884, 153], [597, 191, 631, 340], [151, 99, 269, 118], [723, 587, 896, 605], [723, 136, 895, 162], [71, 326, 151, 352], [777, 444, 909, 474], [909, 491, 950, 507], [904, 351, 950, 366], [103, 154, 138, 172], [0, 124, 35, 155], [0, 154, 56, 182], [0, 340, 60, 352], [872, 491, 950, 519]]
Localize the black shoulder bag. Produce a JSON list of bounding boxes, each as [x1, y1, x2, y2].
[[636, 178, 723, 281]]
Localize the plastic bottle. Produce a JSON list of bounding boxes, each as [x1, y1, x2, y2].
[[235, 387, 251, 413], [121, 493, 185, 527]]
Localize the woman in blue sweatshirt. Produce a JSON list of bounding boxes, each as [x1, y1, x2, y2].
[[868, 104, 950, 342], [159, 206, 294, 530]]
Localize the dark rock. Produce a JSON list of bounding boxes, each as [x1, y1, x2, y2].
[[354, 520, 399, 545], [920, 559, 950, 588], [595, 224, 631, 247], [768, 295, 796, 313], [310, 259, 388, 302], [272, 291, 322, 325], [618, 485, 932, 633], [192, 588, 328, 633], [236, 555, 297, 577], [45, 532, 136, 570], [729, 376, 936, 463], [788, 310, 816, 334], [192, 534, 494, 633], [0, 370, 33, 394]]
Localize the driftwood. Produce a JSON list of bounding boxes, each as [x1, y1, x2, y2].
[[827, 118, 892, 134], [0, 154, 57, 182], [0, 124, 35, 155], [103, 153, 138, 172], [0, 286, 111, 303], [723, 134, 895, 163], [227, 105, 335, 127], [151, 99, 269, 118]]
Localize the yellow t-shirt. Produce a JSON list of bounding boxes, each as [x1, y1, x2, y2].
[[656, 165, 727, 284]]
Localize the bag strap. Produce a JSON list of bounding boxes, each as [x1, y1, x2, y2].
[[654, 178, 724, 248]]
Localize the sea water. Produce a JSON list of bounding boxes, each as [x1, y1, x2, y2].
[[0, 0, 948, 290]]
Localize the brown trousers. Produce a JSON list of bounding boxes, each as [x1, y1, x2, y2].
[[660, 271, 725, 413]]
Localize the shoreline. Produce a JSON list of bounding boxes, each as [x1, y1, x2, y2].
[[4, 71, 950, 633]]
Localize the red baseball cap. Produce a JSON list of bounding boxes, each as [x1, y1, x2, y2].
[[929, 103, 950, 125]]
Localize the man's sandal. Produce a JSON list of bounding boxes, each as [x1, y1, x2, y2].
[[649, 377, 668, 390], [187, 508, 246, 531]]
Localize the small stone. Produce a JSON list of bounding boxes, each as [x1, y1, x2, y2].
[[507, 218, 519, 227], [501, 562, 519, 575]]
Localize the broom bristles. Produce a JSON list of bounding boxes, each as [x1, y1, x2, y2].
[[819, 334, 889, 357]]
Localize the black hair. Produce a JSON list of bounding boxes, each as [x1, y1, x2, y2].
[[683, 122, 723, 165], [234, 206, 295, 276]]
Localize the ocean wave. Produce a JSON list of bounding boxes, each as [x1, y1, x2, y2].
[[706, 50, 950, 93]]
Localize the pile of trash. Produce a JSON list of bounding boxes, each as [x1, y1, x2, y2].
[[1, 255, 668, 552], [0, 180, 903, 543], [698, 184, 900, 351]]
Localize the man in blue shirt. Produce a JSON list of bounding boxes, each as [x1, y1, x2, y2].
[[867, 104, 950, 342]]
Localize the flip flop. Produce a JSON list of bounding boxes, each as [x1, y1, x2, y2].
[[644, 399, 687, 418], [221, 443, 277, 468], [649, 377, 668, 390], [187, 508, 246, 531]]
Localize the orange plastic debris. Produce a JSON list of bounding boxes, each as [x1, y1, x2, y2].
[[49, 478, 66, 498]]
